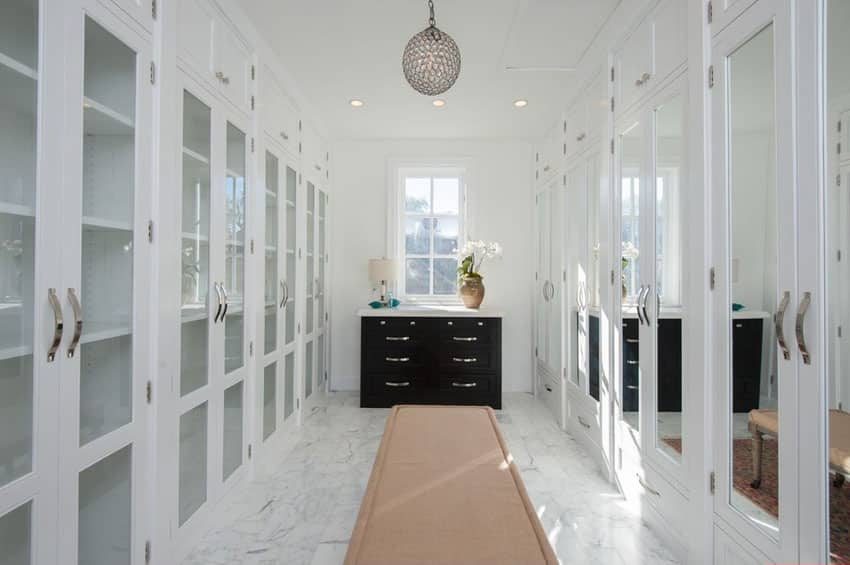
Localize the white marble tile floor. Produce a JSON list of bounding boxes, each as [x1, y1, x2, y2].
[[181, 392, 679, 565]]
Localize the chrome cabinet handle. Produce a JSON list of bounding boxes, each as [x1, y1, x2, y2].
[[66, 288, 83, 358], [775, 291, 791, 360], [625, 338, 639, 344], [213, 283, 223, 323], [795, 291, 812, 365], [283, 280, 289, 309], [576, 132, 586, 142], [452, 382, 477, 388], [641, 284, 651, 326], [542, 281, 549, 302], [636, 285, 646, 325], [281, 131, 289, 140], [47, 288, 64, 362], [452, 336, 478, 342], [215, 71, 230, 85], [385, 356, 410, 363], [635, 72, 651, 87], [385, 336, 410, 342], [637, 474, 660, 496], [220, 284, 229, 321], [279, 280, 286, 309], [315, 164, 321, 172], [545, 384, 553, 392], [385, 381, 410, 387], [453, 357, 478, 363], [578, 415, 591, 429], [543, 165, 551, 172], [626, 360, 638, 365]]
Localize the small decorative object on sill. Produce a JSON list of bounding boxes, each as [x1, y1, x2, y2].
[[456, 239, 502, 309]]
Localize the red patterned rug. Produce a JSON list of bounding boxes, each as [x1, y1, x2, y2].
[[662, 436, 850, 562]]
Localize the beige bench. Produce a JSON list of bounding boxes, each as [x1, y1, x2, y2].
[[748, 408, 850, 488]]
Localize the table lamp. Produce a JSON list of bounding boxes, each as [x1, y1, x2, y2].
[[368, 258, 398, 306]]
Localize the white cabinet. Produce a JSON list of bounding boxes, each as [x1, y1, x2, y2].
[[260, 66, 299, 156], [615, 0, 687, 117], [301, 121, 328, 181], [565, 73, 607, 163], [177, 0, 253, 115], [535, 119, 565, 184]]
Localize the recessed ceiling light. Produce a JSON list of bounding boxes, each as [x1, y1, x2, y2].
[[349, 99, 364, 108], [514, 99, 528, 108], [432, 99, 446, 107]]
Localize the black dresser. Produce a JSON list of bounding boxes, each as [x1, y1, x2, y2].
[[360, 315, 502, 409]]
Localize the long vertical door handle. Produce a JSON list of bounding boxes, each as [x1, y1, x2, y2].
[[641, 284, 651, 326], [542, 281, 549, 302], [213, 282, 224, 323], [283, 280, 289, 309], [47, 288, 64, 362], [220, 284, 229, 321], [636, 285, 646, 325], [279, 280, 286, 309], [66, 288, 83, 358], [795, 291, 812, 364], [775, 291, 791, 360]]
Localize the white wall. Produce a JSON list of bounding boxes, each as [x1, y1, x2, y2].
[[329, 139, 534, 392]]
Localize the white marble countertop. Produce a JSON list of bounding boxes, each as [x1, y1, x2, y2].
[[357, 304, 504, 318]]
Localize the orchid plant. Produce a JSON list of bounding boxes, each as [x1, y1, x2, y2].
[[456, 240, 503, 281]]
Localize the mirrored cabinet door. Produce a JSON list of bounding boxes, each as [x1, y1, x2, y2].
[[651, 88, 686, 466], [619, 119, 644, 439], [284, 166, 297, 348], [566, 162, 589, 393], [711, 2, 798, 560], [224, 122, 247, 376], [261, 149, 281, 442]]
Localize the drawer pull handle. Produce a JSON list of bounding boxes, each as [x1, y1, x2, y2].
[[545, 384, 553, 392], [637, 474, 661, 497], [626, 360, 638, 365], [281, 131, 289, 140], [578, 415, 591, 429], [452, 382, 477, 388], [625, 338, 639, 344], [385, 381, 410, 387], [379, 320, 387, 325], [385, 336, 410, 342], [452, 336, 478, 342], [385, 356, 410, 363], [452, 357, 478, 363]]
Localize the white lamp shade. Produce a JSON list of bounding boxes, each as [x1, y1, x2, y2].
[[368, 258, 398, 283]]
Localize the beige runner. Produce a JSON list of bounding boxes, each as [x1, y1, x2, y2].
[[345, 405, 558, 564]]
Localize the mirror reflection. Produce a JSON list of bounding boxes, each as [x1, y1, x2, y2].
[[728, 23, 779, 530], [654, 94, 684, 462], [620, 120, 643, 435], [826, 1, 850, 560]]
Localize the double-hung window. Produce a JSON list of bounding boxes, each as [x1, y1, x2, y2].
[[397, 169, 465, 299]]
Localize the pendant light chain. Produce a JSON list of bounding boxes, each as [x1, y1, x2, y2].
[[428, 0, 436, 27]]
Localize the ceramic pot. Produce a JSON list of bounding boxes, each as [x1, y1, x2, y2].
[[459, 277, 485, 309]]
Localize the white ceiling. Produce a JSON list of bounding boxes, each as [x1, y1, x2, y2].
[[240, 0, 621, 140]]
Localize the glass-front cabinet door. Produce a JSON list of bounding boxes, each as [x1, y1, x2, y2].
[[711, 1, 798, 560], [566, 161, 588, 394], [304, 181, 315, 400], [60, 8, 152, 564]]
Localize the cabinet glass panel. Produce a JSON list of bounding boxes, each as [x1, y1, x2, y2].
[[588, 156, 601, 402], [179, 402, 207, 526], [264, 151, 279, 355], [180, 91, 211, 396], [318, 335, 325, 389], [224, 123, 246, 374], [284, 352, 295, 420], [0, 0, 38, 490], [566, 164, 587, 389], [222, 381, 243, 480], [305, 341, 313, 398], [727, 23, 778, 529], [825, 2, 850, 559], [318, 192, 326, 329], [79, 17, 136, 445], [263, 362, 276, 440], [0, 501, 31, 565], [306, 182, 315, 336], [620, 120, 643, 435], [78, 445, 131, 565], [535, 192, 549, 365], [284, 166, 297, 345], [548, 186, 563, 377], [654, 94, 685, 462]]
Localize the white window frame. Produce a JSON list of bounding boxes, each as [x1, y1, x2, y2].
[[387, 160, 469, 303]]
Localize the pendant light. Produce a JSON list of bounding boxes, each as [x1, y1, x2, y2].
[[402, 0, 461, 96]]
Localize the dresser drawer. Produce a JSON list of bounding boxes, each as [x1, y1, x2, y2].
[[439, 375, 492, 394], [365, 317, 428, 341], [438, 318, 497, 345], [368, 373, 426, 395], [439, 348, 494, 371], [365, 346, 427, 370]]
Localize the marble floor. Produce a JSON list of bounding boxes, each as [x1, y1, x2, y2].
[[182, 392, 679, 565]]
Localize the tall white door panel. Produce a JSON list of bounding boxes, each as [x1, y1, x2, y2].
[[710, 0, 798, 560], [57, 4, 153, 564]]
